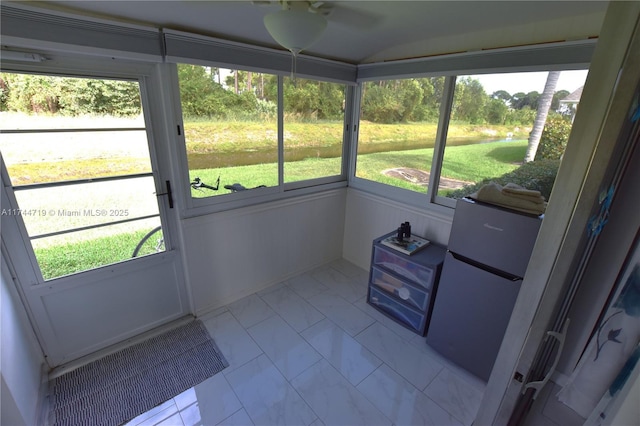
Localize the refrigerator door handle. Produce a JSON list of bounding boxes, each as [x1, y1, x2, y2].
[[449, 251, 521, 281]]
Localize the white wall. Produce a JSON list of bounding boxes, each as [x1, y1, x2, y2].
[[1, 255, 45, 426], [342, 188, 453, 270], [182, 189, 347, 314]]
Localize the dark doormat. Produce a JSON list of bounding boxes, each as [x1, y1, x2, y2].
[[49, 319, 228, 426]]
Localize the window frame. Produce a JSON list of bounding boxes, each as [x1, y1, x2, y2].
[[169, 61, 354, 218], [0, 7, 597, 218], [350, 41, 594, 213], [0, 55, 180, 280]]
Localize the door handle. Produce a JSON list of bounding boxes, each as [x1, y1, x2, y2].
[[156, 180, 174, 209]]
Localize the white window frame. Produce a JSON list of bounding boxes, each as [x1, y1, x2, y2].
[[0, 52, 182, 280], [0, 3, 596, 220], [349, 40, 595, 214], [167, 61, 354, 218]]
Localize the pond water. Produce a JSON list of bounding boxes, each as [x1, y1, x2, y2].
[[188, 146, 342, 169], [187, 137, 522, 170]]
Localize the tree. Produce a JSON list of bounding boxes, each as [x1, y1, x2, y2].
[[57, 78, 140, 116], [212, 67, 222, 84], [453, 77, 487, 124], [360, 79, 423, 123], [178, 64, 220, 117], [535, 115, 572, 161], [397, 79, 423, 121], [234, 70, 239, 94], [1, 72, 141, 116], [551, 89, 570, 111], [524, 71, 561, 162], [486, 98, 509, 124], [178, 64, 261, 118], [511, 91, 540, 110], [510, 92, 527, 109], [0, 76, 10, 111], [491, 90, 511, 104], [4, 73, 60, 113], [361, 82, 402, 123], [413, 77, 444, 121], [275, 78, 344, 120], [316, 82, 344, 119], [505, 106, 536, 126]]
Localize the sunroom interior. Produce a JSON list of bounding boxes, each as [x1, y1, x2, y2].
[[2, 1, 640, 425]]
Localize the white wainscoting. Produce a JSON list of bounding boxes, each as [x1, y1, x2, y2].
[[182, 189, 347, 315], [342, 188, 454, 270]]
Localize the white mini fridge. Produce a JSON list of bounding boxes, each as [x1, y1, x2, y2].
[[426, 197, 542, 381]]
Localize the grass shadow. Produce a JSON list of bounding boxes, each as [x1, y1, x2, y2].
[[486, 144, 527, 163]]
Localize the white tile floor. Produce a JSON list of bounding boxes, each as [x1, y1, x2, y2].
[[125, 259, 487, 426]]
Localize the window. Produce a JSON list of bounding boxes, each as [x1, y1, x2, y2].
[[436, 70, 587, 205], [356, 77, 445, 193], [176, 64, 348, 206], [178, 65, 278, 198], [283, 76, 345, 184], [0, 72, 166, 280], [354, 69, 588, 209]]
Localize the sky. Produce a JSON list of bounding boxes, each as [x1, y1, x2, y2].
[[218, 66, 588, 97], [474, 70, 588, 96]]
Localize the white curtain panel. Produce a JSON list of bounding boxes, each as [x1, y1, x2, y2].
[[558, 246, 640, 418]]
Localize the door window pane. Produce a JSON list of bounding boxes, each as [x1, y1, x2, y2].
[[0, 129, 151, 186], [0, 72, 165, 280], [31, 218, 163, 279]]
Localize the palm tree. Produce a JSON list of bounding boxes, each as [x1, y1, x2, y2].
[[524, 71, 561, 162], [234, 70, 239, 94]]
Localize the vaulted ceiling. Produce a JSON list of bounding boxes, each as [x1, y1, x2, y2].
[[25, 1, 608, 64]]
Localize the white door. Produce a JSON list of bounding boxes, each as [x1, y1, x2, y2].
[[0, 69, 188, 367]]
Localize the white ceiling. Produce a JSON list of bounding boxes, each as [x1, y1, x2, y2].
[[27, 1, 609, 64]]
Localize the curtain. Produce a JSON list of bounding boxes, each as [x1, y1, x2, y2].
[[557, 242, 640, 418]]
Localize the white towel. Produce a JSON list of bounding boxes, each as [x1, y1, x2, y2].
[[502, 183, 546, 204], [470, 182, 546, 215]]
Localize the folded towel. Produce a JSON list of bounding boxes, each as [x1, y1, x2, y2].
[[470, 182, 546, 215], [502, 183, 546, 204], [502, 183, 542, 198]]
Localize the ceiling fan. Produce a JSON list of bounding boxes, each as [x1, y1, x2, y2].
[[253, 0, 334, 16], [254, 1, 382, 54], [255, 1, 331, 55]]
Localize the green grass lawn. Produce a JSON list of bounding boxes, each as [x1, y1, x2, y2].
[[443, 140, 527, 180], [34, 228, 163, 280], [189, 140, 528, 196], [189, 157, 344, 197]]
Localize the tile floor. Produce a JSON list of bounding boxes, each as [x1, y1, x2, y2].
[[522, 382, 585, 426], [125, 259, 487, 426]]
